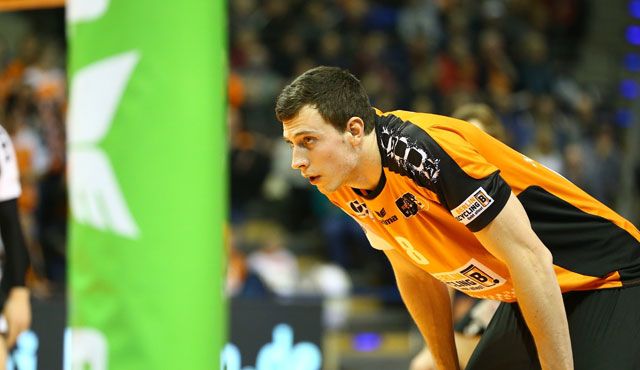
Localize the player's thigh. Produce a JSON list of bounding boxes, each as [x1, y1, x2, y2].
[[467, 287, 640, 370], [465, 302, 540, 370], [565, 286, 640, 370]]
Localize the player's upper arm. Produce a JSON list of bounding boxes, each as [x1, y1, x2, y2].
[[473, 192, 552, 264]]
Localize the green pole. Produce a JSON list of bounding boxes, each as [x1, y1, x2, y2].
[[66, 1, 226, 369]]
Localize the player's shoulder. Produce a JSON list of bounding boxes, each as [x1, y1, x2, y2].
[[0, 124, 10, 138], [376, 109, 473, 135], [375, 110, 479, 151], [0, 124, 14, 157], [0, 123, 21, 201]]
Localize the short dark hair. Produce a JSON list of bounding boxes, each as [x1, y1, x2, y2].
[[275, 66, 375, 134]]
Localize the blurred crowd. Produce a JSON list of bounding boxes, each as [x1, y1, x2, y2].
[[228, 0, 636, 305], [0, 2, 637, 310]]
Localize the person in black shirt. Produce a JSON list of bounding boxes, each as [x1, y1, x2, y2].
[[0, 125, 31, 368]]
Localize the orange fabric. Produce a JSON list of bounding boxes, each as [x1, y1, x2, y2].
[[0, 0, 64, 11], [228, 72, 245, 108], [14, 147, 36, 212], [554, 266, 623, 292], [0, 61, 26, 102]]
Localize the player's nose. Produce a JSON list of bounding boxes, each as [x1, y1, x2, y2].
[[291, 148, 309, 170]]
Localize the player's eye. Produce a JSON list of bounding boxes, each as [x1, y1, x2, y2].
[[303, 137, 316, 146]]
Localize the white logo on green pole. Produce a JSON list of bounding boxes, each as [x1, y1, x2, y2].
[[64, 328, 108, 370], [67, 0, 109, 22], [67, 52, 141, 238]]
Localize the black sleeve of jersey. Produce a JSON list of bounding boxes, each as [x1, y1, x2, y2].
[[446, 171, 511, 232], [425, 142, 510, 232], [0, 199, 30, 292]]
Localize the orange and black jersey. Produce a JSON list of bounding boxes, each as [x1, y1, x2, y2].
[[326, 110, 640, 302]]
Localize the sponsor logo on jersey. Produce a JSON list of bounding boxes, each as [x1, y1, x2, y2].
[[371, 207, 398, 225], [380, 215, 398, 225], [395, 193, 423, 218], [433, 259, 506, 293], [348, 200, 370, 218], [451, 187, 494, 225], [379, 128, 440, 184]]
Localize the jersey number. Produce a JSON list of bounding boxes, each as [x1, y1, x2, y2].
[[396, 237, 429, 265]]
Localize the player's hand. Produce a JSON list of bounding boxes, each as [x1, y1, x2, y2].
[[3, 287, 31, 348], [410, 346, 436, 370]]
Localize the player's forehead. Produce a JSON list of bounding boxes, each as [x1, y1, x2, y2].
[[282, 105, 331, 141]]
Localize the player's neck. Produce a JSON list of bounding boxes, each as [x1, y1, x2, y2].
[[350, 130, 382, 191]]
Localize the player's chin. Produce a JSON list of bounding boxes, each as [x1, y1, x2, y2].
[[318, 182, 339, 194], [314, 181, 328, 192]]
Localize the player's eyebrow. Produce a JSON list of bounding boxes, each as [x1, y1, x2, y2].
[[282, 130, 317, 144]]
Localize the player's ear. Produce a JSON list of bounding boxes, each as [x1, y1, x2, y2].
[[346, 117, 365, 143]]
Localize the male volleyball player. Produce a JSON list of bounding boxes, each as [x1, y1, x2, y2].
[[276, 66, 640, 370]]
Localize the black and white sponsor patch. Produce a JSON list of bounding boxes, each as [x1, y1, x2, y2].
[[348, 199, 370, 218], [451, 187, 494, 225], [395, 193, 423, 218], [433, 259, 505, 293], [379, 128, 441, 184]]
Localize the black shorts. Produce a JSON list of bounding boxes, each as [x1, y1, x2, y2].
[[466, 285, 640, 370]]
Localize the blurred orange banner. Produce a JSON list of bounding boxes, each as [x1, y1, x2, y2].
[[0, 0, 64, 11]]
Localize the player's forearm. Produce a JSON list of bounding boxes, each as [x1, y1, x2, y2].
[[404, 281, 459, 370], [474, 194, 573, 369], [387, 250, 459, 370], [509, 247, 573, 370]]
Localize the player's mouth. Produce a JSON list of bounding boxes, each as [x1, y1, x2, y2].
[[309, 175, 321, 184]]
